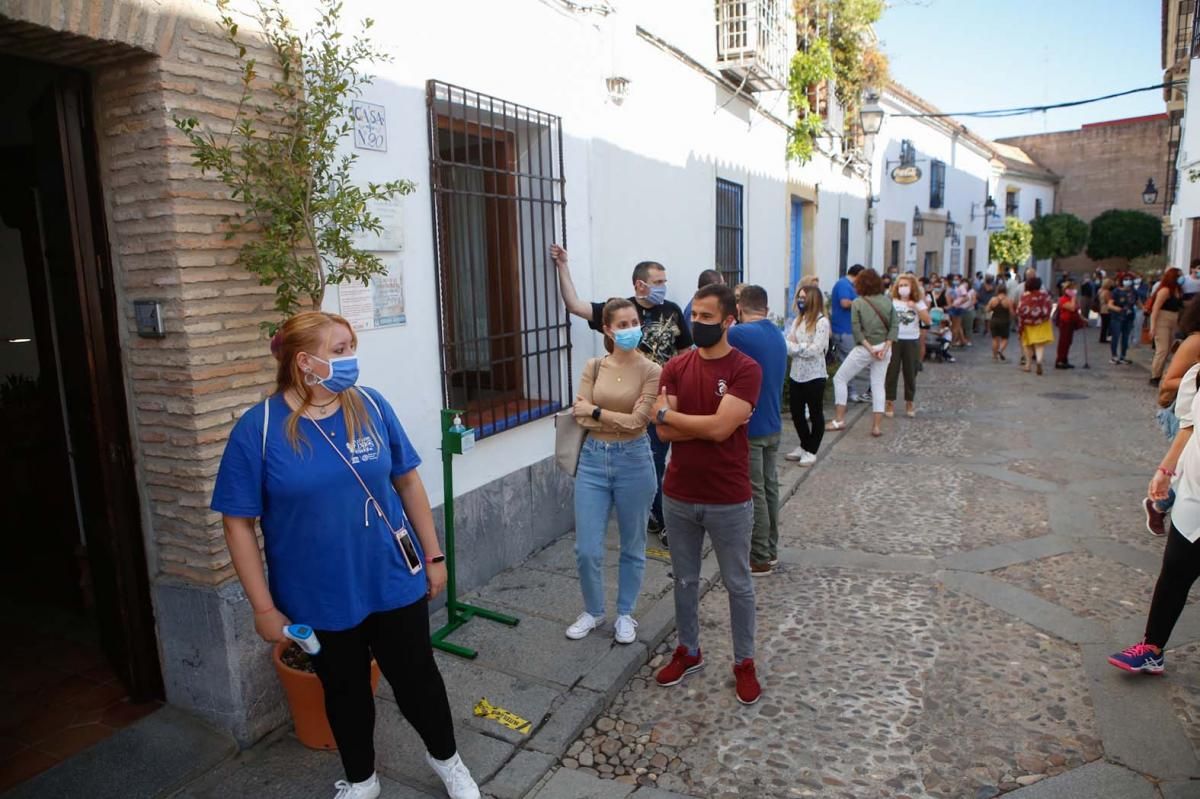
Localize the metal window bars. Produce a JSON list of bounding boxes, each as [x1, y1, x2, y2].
[[716, 178, 745, 286], [714, 0, 791, 92], [426, 80, 571, 440]]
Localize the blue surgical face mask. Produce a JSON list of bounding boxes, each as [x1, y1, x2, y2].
[[645, 284, 667, 306], [308, 354, 359, 393], [612, 327, 643, 352]]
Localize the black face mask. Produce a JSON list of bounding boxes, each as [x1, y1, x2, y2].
[[692, 320, 725, 348]]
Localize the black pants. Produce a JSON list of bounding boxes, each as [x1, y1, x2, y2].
[[885, 339, 919, 402], [1098, 312, 1109, 343], [1145, 524, 1200, 649], [313, 599, 456, 782], [788, 377, 825, 455]]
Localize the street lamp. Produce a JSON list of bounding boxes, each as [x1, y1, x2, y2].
[[971, 196, 997, 222], [1143, 177, 1159, 205], [859, 91, 885, 136]]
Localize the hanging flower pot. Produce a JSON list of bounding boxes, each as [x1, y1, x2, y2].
[[272, 640, 382, 750]]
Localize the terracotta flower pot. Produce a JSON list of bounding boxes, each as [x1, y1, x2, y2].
[[272, 640, 382, 750]]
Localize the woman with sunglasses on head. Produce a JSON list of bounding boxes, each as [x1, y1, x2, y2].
[[211, 311, 480, 799], [565, 298, 661, 644]]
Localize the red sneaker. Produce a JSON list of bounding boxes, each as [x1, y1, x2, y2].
[[655, 645, 704, 687], [733, 659, 761, 705], [1143, 497, 1167, 537]]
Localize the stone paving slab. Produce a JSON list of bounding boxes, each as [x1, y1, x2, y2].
[[941, 571, 1107, 644], [9, 705, 235, 799], [173, 731, 437, 799], [999, 761, 1156, 799]]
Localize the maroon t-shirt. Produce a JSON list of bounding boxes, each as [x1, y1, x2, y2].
[[660, 348, 762, 505]]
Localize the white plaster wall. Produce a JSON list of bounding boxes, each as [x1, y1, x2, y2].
[[869, 94, 993, 277], [301, 0, 867, 500], [1171, 58, 1200, 268]]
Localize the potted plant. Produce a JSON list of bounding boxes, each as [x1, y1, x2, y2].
[[273, 641, 382, 750]]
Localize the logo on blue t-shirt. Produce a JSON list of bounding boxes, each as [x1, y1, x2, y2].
[[346, 435, 380, 464]]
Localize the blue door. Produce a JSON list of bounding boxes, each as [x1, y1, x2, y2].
[[789, 197, 803, 315]]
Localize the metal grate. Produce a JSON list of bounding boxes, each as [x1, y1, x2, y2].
[[714, 0, 791, 91], [716, 178, 744, 286], [1167, 109, 1183, 213], [426, 80, 571, 439], [929, 160, 946, 209]]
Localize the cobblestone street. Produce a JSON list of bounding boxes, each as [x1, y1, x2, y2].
[[547, 340, 1200, 799]]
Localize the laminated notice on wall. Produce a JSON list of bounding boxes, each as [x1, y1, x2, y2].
[[338, 267, 406, 330], [353, 197, 405, 252]]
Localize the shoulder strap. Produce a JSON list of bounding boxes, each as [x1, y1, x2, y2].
[[262, 396, 270, 460], [356, 386, 383, 417], [866, 297, 890, 328]]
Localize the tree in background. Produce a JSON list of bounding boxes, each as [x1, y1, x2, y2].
[[787, 0, 888, 163], [989, 217, 1033, 272], [1086, 210, 1163, 263], [1030, 213, 1088, 262]]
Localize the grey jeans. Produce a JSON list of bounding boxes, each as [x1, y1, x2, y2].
[[748, 433, 780, 564], [835, 332, 867, 396], [663, 495, 756, 662]]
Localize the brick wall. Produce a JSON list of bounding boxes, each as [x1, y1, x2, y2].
[[0, 0, 277, 585], [998, 118, 1169, 274]]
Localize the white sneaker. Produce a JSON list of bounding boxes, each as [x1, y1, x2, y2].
[[784, 446, 805, 462], [798, 450, 817, 466], [426, 751, 481, 799], [333, 773, 380, 799], [614, 615, 638, 644], [565, 612, 604, 640]]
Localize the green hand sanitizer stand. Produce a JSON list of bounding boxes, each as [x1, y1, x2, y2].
[[431, 409, 519, 659]]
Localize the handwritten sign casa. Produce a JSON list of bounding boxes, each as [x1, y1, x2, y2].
[[352, 101, 387, 152], [890, 164, 921, 185]]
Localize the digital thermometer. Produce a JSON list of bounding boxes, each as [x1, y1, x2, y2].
[[283, 624, 321, 655]]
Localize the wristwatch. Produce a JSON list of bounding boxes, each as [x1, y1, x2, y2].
[[426, 554, 446, 564], [591, 407, 601, 421], [656, 406, 669, 425]]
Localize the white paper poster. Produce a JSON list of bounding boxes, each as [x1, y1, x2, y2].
[[352, 101, 387, 151], [354, 197, 405, 252], [338, 264, 406, 331]]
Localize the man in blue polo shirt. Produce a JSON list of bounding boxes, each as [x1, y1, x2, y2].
[[728, 285, 787, 576], [831, 264, 866, 402]]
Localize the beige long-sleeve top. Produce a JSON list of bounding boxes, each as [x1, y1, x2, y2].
[[576, 354, 662, 442]]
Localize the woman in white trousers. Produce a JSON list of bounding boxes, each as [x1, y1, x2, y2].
[[826, 268, 898, 438]]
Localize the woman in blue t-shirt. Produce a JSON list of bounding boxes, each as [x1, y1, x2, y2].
[[211, 311, 480, 799]]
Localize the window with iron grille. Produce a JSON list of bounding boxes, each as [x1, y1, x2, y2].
[[426, 80, 571, 440], [716, 179, 744, 285], [889, 239, 900, 269], [1005, 189, 1020, 218], [1034, 198, 1043, 218], [900, 140, 916, 166], [929, 160, 946, 209], [838, 218, 850, 277]]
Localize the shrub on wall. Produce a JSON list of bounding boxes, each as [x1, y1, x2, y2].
[[1030, 213, 1088, 261], [1085, 209, 1162, 262]]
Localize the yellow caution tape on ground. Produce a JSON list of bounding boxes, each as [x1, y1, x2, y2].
[[645, 547, 671, 562], [473, 698, 532, 735]]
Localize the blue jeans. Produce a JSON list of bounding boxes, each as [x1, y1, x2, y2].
[[1110, 314, 1133, 359], [574, 435, 656, 616], [647, 423, 669, 526]]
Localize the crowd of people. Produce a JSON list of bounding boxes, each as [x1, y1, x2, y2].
[[204, 246, 1200, 798]]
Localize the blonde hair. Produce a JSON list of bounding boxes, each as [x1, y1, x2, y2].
[[272, 311, 378, 452], [889, 274, 924, 303]]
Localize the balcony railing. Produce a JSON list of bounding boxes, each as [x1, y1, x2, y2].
[[715, 0, 791, 92]]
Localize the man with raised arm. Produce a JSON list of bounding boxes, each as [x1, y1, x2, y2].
[[551, 245, 691, 547]]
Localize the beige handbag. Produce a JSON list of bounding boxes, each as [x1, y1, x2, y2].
[[555, 358, 601, 477]]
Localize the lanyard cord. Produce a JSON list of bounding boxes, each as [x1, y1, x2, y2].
[[304, 413, 403, 535]]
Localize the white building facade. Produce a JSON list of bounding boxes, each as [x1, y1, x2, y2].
[[1168, 56, 1200, 267], [867, 83, 1056, 281]]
